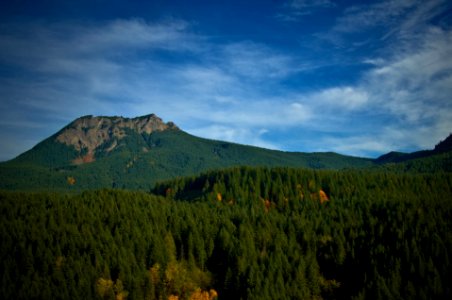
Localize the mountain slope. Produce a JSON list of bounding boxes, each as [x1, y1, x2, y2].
[[0, 114, 374, 191], [376, 133, 452, 164], [374, 133, 452, 172], [1, 114, 450, 191]]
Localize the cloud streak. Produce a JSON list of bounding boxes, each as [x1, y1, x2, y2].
[[0, 2, 451, 160], [277, 0, 336, 21]]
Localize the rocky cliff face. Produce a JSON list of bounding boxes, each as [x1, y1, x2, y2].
[[55, 114, 178, 163]]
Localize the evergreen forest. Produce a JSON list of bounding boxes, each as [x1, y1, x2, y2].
[[1, 167, 451, 299]]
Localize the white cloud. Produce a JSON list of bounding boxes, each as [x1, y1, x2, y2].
[[309, 87, 369, 110], [277, 0, 336, 21], [334, 0, 418, 33], [317, 0, 451, 52], [220, 42, 301, 79], [272, 10, 452, 156], [0, 19, 198, 73], [292, 0, 452, 154], [0, 18, 315, 157], [188, 125, 280, 150], [313, 125, 448, 157], [76, 19, 194, 52], [1, 7, 451, 160], [171, 98, 312, 132], [330, 0, 452, 45], [320, 135, 394, 157], [0, 19, 199, 118], [366, 27, 452, 125]]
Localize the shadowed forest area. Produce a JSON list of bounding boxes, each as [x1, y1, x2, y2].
[[1, 167, 451, 299]]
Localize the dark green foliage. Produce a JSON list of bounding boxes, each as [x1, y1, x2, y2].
[[11, 136, 80, 168], [1, 167, 452, 299], [374, 151, 452, 173], [434, 133, 452, 153], [1, 128, 451, 191], [374, 133, 452, 172], [0, 130, 375, 191]]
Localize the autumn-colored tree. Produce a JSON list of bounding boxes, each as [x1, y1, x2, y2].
[[67, 176, 76, 185]]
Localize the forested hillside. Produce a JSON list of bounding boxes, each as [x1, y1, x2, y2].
[[1, 167, 451, 299], [0, 128, 374, 191], [1, 114, 450, 192], [374, 134, 452, 172], [0, 113, 375, 192]]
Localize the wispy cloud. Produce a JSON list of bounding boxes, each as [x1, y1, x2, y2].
[[333, 0, 418, 33], [189, 125, 280, 150], [0, 19, 198, 157], [220, 42, 302, 79], [278, 0, 452, 155], [302, 27, 452, 154], [0, 19, 198, 70], [328, 0, 451, 44], [305, 87, 369, 111], [0, 18, 312, 159], [276, 0, 336, 21], [0, 2, 451, 160], [76, 19, 196, 52], [288, 0, 335, 9], [366, 27, 452, 125]]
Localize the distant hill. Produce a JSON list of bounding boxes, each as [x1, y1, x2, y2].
[[376, 134, 452, 164], [433, 133, 452, 153], [374, 133, 452, 172], [0, 114, 450, 191]]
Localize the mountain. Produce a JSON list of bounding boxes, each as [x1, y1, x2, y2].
[[376, 134, 452, 164], [0, 113, 375, 191], [0, 114, 450, 191], [374, 133, 452, 172]]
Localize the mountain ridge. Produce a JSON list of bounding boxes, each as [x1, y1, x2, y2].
[[1, 113, 450, 191], [375, 133, 452, 164]]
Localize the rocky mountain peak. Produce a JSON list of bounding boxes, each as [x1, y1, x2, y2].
[[55, 114, 178, 163]]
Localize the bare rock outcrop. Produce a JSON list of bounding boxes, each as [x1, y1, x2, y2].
[[55, 114, 178, 163]]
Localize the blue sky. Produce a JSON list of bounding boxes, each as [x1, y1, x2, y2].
[[0, 0, 451, 161]]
